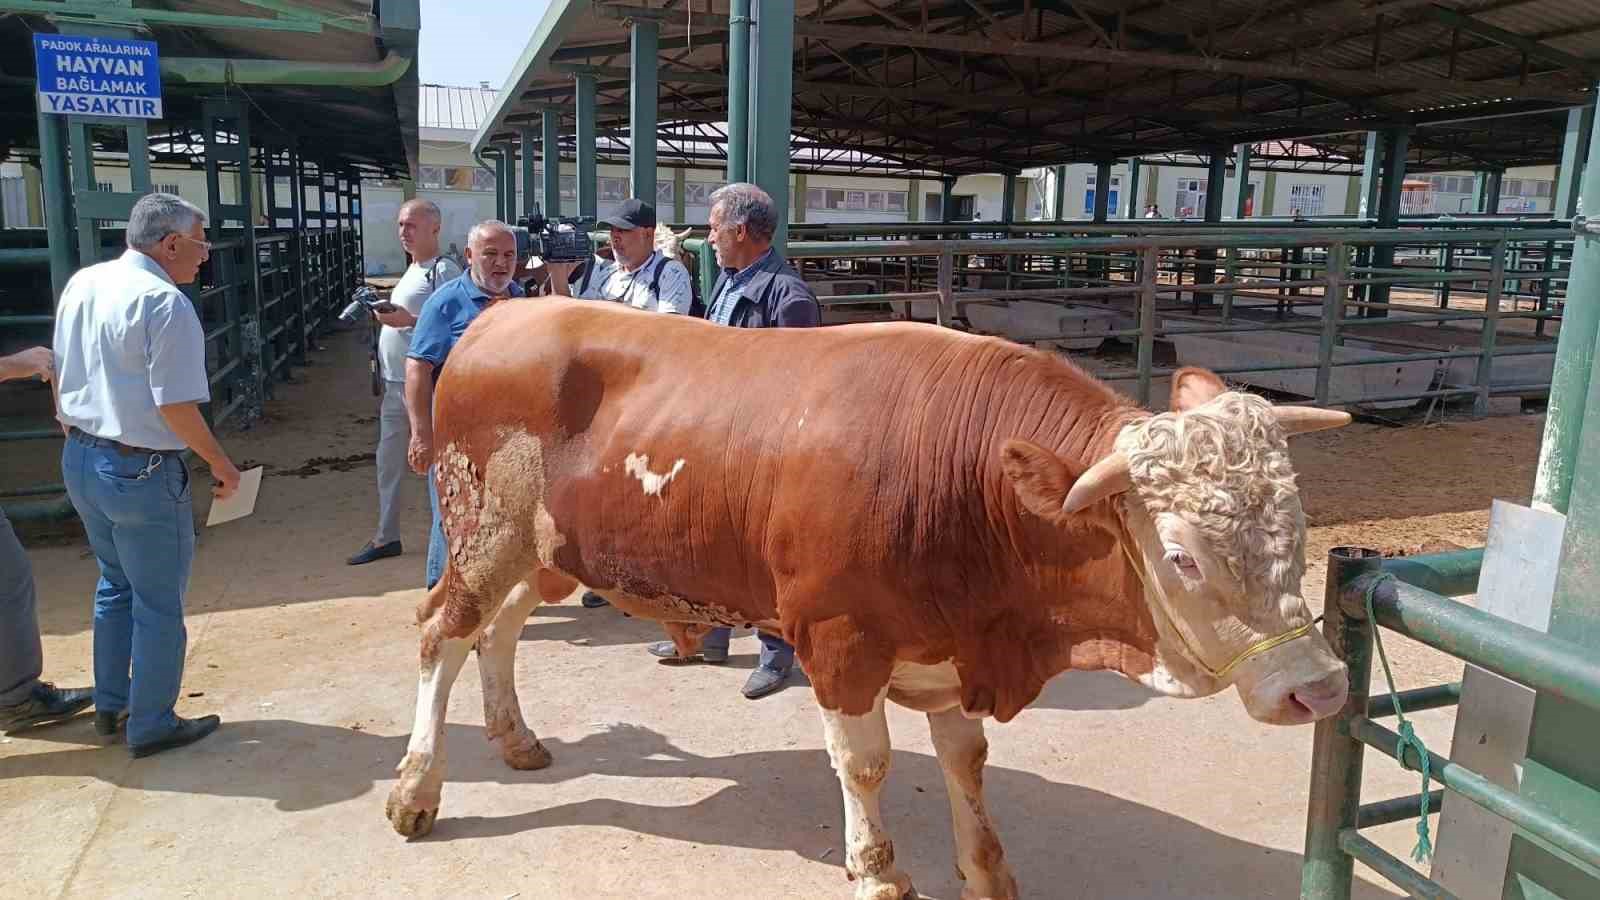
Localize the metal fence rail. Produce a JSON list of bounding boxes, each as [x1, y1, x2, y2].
[[763, 226, 1568, 413], [1301, 546, 1600, 899]]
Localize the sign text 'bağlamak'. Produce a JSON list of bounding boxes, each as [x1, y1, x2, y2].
[[34, 34, 162, 119]]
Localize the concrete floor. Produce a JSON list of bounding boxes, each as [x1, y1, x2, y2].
[[0, 323, 1510, 900]]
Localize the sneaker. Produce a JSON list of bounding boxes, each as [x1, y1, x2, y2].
[[129, 714, 221, 759], [580, 591, 610, 608], [0, 682, 94, 734], [741, 665, 791, 700], [645, 639, 728, 664], [347, 540, 402, 566]]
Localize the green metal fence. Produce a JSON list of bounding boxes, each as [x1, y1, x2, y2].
[[1301, 546, 1600, 898]]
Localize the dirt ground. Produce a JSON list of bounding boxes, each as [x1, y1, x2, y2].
[[0, 322, 1545, 900]]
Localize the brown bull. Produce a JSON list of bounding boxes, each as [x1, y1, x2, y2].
[[385, 298, 1351, 900]]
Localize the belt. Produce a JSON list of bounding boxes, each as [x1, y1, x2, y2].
[[68, 427, 170, 458]]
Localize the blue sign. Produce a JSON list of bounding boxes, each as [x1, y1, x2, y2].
[[34, 34, 162, 119]]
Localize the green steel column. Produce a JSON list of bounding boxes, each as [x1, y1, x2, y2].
[[1143, 163, 1160, 210], [793, 172, 806, 223], [494, 149, 510, 221], [542, 108, 561, 217], [520, 127, 536, 218], [1358, 131, 1381, 219], [1300, 548, 1380, 900], [34, 106, 73, 301], [1232, 144, 1252, 218], [1053, 165, 1067, 221], [1486, 169, 1504, 214], [503, 141, 520, 221], [630, 19, 659, 205], [1001, 173, 1017, 224], [725, 0, 751, 184], [1124, 159, 1141, 219], [1514, 94, 1600, 893], [672, 167, 686, 222], [1533, 91, 1600, 513], [907, 177, 920, 222], [23, 161, 43, 228], [575, 74, 597, 219], [1262, 170, 1277, 216], [1368, 129, 1410, 316], [749, 0, 794, 249], [1553, 105, 1594, 219], [1471, 171, 1489, 214], [1092, 161, 1112, 223], [941, 176, 955, 223], [1204, 148, 1226, 222]]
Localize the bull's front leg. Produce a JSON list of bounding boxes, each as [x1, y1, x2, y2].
[[475, 580, 552, 770], [385, 610, 474, 838], [820, 693, 916, 900], [927, 709, 1018, 900]]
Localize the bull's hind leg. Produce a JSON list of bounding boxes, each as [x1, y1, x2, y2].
[[475, 579, 552, 770], [386, 578, 477, 838], [820, 692, 916, 900], [926, 709, 1018, 900]]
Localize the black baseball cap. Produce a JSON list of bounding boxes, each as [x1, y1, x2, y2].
[[599, 198, 656, 230]]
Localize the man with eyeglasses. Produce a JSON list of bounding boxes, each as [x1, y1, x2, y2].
[[52, 192, 242, 758]]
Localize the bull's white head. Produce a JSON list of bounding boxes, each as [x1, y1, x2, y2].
[[1003, 368, 1351, 726], [654, 223, 693, 261]]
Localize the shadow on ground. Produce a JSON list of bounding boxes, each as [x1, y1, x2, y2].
[[0, 718, 1386, 900]]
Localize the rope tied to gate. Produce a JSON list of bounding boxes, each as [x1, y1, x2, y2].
[[1365, 572, 1435, 863]]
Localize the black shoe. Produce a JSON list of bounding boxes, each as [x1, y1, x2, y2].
[[95, 709, 129, 739], [580, 591, 610, 609], [0, 682, 94, 734], [347, 540, 402, 566], [129, 715, 221, 759], [741, 665, 791, 700]]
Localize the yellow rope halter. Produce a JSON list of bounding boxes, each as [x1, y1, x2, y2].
[[1119, 538, 1320, 681]]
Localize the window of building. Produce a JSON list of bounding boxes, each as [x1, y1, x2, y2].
[[805, 188, 908, 213], [1084, 174, 1121, 216], [1286, 183, 1325, 216], [656, 180, 675, 206], [1175, 178, 1206, 218]]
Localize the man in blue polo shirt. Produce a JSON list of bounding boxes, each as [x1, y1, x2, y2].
[[405, 219, 525, 590]]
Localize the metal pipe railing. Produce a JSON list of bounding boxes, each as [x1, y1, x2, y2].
[[1302, 546, 1600, 898]]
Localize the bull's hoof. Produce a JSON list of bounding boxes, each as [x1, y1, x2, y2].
[[854, 881, 916, 900], [500, 736, 553, 771], [385, 785, 439, 838]]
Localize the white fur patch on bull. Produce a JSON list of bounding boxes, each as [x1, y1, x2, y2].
[[623, 452, 685, 496]]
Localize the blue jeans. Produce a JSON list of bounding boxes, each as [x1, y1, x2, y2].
[[425, 464, 445, 590], [62, 433, 195, 746], [703, 627, 794, 671]]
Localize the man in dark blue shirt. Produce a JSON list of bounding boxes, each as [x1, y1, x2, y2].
[[645, 183, 821, 700], [406, 220, 526, 589]]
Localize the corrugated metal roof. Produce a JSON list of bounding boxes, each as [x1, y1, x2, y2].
[[419, 83, 500, 132], [473, 0, 1599, 175]]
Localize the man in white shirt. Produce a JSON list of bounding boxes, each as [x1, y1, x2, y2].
[[348, 199, 461, 566], [54, 192, 241, 757], [547, 199, 692, 314]]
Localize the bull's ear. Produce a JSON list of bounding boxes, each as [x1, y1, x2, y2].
[[1000, 440, 1073, 521], [1171, 366, 1228, 412]]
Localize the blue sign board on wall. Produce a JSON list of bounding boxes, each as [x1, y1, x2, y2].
[[34, 34, 163, 119]]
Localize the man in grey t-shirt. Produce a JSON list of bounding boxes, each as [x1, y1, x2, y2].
[[348, 198, 461, 566]]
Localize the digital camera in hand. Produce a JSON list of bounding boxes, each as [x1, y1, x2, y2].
[[338, 285, 397, 323], [514, 209, 596, 263]]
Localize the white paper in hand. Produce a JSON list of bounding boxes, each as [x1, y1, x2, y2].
[[206, 466, 264, 527]]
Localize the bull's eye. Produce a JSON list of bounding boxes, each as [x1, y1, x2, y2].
[[1164, 548, 1201, 579]]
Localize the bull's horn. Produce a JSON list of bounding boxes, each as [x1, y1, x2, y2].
[[1273, 405, 1352, 435], [675, 226, 692, 238], [1063, 451, 1133, 514]]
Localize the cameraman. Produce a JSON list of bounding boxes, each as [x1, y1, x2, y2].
[[543, 199, 691, 314], [348, 199, 461, 566]]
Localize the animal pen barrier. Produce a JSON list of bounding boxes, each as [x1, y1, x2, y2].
[[0, 154, 367, 521], [681, 226, 1570, 413]]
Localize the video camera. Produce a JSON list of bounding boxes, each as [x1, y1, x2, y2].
[[513, 208, 596, 264], [337, 285, 398, 324]]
